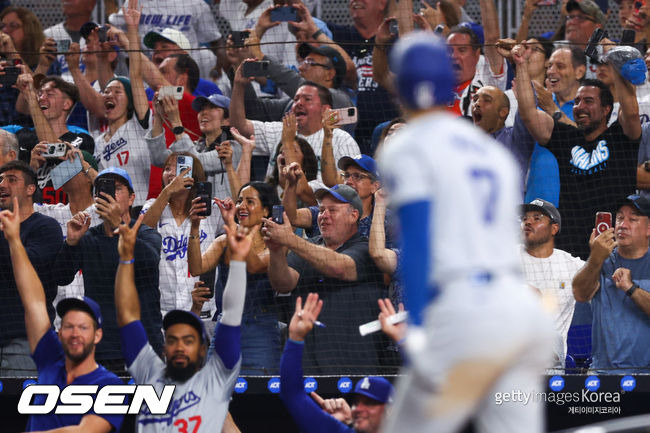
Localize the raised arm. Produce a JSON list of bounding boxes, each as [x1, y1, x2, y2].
[[0, 199, 50, 353], [230, 61, 256, 138], [15, 68, 58, 143], [321, 110, 344, 187], [572, 229, 615, 302], [123, 0, 150, 122], [369, 190, 397, 273], [480, 0, 505, 76], [67, 43, 107, 119], [372, 17, 397, 95], [613, 65, 642, 140], [142, 167, 192, 228], [515, 0, 540, 43], [282, 164, 316, 228], [511, 44, 554, 145], [115, 214, 145, 327], [232, 127, 254, 189], [187, 198, 230, 276]]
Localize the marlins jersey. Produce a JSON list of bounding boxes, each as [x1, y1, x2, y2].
[[129, 339, 239, 433], [379, 112, 522, 290], [141, 199, 224, 318], [94, 114, 152, 206]]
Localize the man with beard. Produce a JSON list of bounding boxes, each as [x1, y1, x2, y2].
[[0, 161, 62, 376], [1, 196, 123, 432], [114, 215, 251, 432], [519, 198, 585, 369], [512, 42, 642, 260]]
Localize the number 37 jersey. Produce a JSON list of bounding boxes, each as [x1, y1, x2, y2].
[[379, 112, 523, 285]]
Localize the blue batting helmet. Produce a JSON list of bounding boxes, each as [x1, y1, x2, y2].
[[390, 32, 455, 110]]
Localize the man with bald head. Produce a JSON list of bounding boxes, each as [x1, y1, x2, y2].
[[471, 84, 537, 195]]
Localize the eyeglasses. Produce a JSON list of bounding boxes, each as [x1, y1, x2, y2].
[[565, 14, 597, 23], [0, 22, 22, 31], [300, 58, 332, 69], [343, 172, 373, 181], [531, 46, 546, 55]]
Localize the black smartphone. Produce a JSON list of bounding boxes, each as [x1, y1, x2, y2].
[[272, 205, 284, 224], [621, 29, 636, 46], [584, 28, 606, 63], [196, 181, 212, 217], [270, 6, 298, 22], [242, 60, 270, 77], [388, 19, 399, 35], [0, 66, 21, 87], [95, 177, 115, 199], [230, 30, 251, 47], [97, 26, 109, 43]]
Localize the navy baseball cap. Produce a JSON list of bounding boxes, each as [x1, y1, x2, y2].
[[314, 184, 363, 215], [57, 296, 103, 328], [163, 310, 208, 343], [298, 43, 347, 88], [521, 198, 562, 232], [337, 154, 379, 180], [95, 167, 134, 193], [616, 194, 650, 217], [390, 32, 455, 109], [191, 94, 231, 117], [353, 377, 393, 404]]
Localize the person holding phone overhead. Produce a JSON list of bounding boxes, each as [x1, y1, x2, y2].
[[187, 181, 282, 374], [54, 167, 163, 371], [140, 152, 224, 339]]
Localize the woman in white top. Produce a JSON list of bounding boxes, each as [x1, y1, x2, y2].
[[141, 152, 224, 334]]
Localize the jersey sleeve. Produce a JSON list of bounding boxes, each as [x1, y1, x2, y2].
[[251, 120, 278, 156], [123, 321, 165, 382], [195, 2, 221, 43], [31, 329, 64, 371], [332, 130, 361, 162], [280, 340, 354, 433]]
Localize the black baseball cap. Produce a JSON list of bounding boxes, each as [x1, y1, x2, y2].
[[163, 310, 208, 343], [298, 43, 347, 88], [521, 198, 562, 232], [57, 296, 103, 328], [616, 194, 650, 217]]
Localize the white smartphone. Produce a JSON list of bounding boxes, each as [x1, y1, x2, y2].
[[176, 155, 193, 189], [333, 107, 358, 126], [158, 85, 184, 100]]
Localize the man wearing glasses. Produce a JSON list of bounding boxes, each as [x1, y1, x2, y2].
[[243, 36, 357, 135], [564, 0, 607, 78]]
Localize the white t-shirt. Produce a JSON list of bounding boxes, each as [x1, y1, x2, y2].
[[33, 202, 101, 329], [519, 246, 585, 367], [458, 55, 508, 117], [93, 113, 152, 206], [251, 121, 360, 181], [141, 199, 224, 319]]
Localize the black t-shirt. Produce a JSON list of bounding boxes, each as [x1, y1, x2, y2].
[[287, 232, 386, 374], [328, 23, 399, 154], [18, 130, 95, 204], [545, 120, 640, 259]]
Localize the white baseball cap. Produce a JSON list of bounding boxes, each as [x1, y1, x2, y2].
[[144, 28, 191, 51]]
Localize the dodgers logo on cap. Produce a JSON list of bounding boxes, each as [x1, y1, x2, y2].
[[267, 377, 281, 394], [338, 377, 352, 393], [360, 377, 371, 390], [621, 376, 636, 392], [585, 376, 600, 392], [549, 376, 565, 392], [304, 377, 318, 393], [235, 377, 248, 394]]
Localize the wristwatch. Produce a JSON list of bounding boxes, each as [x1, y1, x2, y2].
[[552, 111, 563, 121], [626, 282, 639, 297], [172, 125, 184, 135]]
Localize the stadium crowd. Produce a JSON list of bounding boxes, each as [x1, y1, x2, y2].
[[1, 0, 650, 431]]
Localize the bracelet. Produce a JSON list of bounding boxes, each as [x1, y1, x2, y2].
[[626, 282, 639, 297], [311, 29, 324, 39], [188, 234, 200, 240], [119, 258, 135, 265], [84, 165, 92, 175]]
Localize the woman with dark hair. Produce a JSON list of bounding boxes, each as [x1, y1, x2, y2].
[[141, 152, 223, 334], [187, 181, 282, 374], [91, 5, 152, 206], [0, 6, 44, 69], [266, 136, 319, 203]]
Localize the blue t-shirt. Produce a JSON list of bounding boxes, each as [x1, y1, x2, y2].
[[26, 330, 125, 432], [592, 249, 650, 372]]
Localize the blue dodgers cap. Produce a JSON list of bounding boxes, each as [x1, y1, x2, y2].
[[337, 154, 379, 180], [95, 167, 134, 192], [56, 296, 103, 328], [353, 377, 393, 404], [390, 32, 455, 110], [163, 310, 209, 343], [191, 94, 231, 115], [617, 194, 650, 217], [314, 184, 363, 215]]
